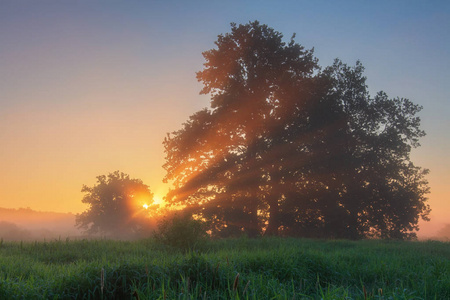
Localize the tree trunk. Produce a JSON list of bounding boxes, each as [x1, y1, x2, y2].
[[265, 195, 280, 236], [244, 196, 260, 238]]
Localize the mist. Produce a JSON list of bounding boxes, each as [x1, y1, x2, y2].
[[430, 223, 450, 241], [0, 207, 82, 241]]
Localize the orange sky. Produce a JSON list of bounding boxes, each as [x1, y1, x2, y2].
[[1, 1, 449, 238]]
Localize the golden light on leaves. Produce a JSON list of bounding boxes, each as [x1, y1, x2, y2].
[[143, 204, 149, 209]]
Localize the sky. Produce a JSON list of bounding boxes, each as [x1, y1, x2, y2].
[[1, 0, 449, 238]]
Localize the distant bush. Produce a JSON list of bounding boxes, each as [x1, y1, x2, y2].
[[0, 221, 32, 241], [154, 213, 208, 251]]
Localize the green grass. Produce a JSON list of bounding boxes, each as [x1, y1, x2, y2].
[[0, 237, 448, 299]]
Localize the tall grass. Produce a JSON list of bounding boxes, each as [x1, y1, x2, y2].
[[0, 237, 448, 299]]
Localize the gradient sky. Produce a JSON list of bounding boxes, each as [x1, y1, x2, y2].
[[1, 0, 449, 237]]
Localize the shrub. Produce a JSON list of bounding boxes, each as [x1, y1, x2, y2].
[[154, 213, 208, 251]]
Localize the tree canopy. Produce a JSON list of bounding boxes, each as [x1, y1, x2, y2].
[[76, 171, 155, 239], [163, 21, 430, 239]]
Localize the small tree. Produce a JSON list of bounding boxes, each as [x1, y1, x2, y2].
[[75, 171, 154, 239]]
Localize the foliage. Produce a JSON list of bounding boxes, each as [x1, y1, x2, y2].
[[75, 171, 155, 239], [0, 238, 449, 299], [154, 213, 208, 251], [163, 21, 430, 239]]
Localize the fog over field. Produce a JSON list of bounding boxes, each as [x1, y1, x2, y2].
[[0, 207, 82, 241], [1, 207, 449, 242]]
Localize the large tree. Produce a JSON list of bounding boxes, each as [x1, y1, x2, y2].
[[76, 171, 155, 238], [163, 21, 430, 239]]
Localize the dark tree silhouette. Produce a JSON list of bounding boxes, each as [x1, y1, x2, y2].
[[76, 171, 154, 238], [163, 21, 430, 239], [278, 60, 431, 239]]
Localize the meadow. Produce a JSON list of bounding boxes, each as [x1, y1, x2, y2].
[[0, 237, 448, 299]]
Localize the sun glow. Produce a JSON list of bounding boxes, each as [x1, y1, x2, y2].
[[142, 195, 164, 210], [153, 195, 163, 205]]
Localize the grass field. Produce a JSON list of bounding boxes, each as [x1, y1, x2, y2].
[[0, 237, 448, 299]]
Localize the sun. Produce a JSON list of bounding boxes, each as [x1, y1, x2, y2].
[[142, 195, 163, 210]]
